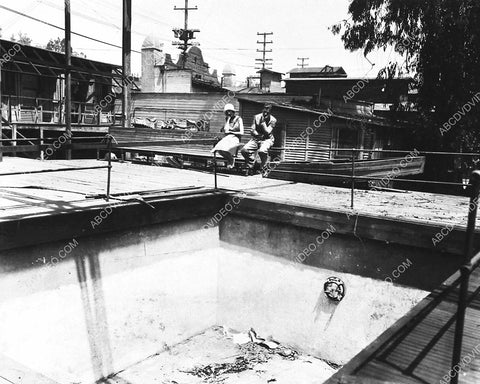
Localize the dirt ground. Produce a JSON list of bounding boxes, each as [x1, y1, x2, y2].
[[106, 326, 337, 384], [243, 180, 471, 227]]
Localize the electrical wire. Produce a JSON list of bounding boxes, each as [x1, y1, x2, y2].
[[0, 4, 142, 53]]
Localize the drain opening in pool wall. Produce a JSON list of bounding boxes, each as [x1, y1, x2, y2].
[[324, 277, 346, 302]]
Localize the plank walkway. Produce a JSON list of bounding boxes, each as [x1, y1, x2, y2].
[[327, 266, 480, 384]]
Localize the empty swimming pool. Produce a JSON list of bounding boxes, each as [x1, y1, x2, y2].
[[0, 190, 458, 384]]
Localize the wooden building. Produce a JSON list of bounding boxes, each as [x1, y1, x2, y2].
[[124, 92, 239, 132], [257, 69, 284, 93], [0, 39, 122, 130], [284, 76, 410, 106], [237, 95, 405, 162]]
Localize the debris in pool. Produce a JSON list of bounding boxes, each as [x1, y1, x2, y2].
[[248, 328, 281, 350], [185, 340, 298, 380], [186, 356, 249, 379], [185, 328, 301, 381], [223, 328, 251, 344]]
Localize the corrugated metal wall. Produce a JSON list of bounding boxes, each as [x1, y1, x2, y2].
[[123, 92, 238, 132], [307, 119, 333, 162], [284, 117, 308, 161]]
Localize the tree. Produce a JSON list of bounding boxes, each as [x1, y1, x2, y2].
[[46, 37, 65, 53], [331, 1, 480, 150], [331, 0, 480, 183], [10, 31, 32, 45], [45, 37, 86, 58]]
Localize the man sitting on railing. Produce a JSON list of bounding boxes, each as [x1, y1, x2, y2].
[[241, 103, 277, 175]]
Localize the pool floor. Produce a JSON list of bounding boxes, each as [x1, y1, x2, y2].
[[108, 325, 337, 384]]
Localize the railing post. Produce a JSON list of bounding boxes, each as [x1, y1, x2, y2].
[[351, 148, 355, 209], [213, 150, 218, 190], [106, 135, 112, 201], [11, 123, 17, 157], [451, 170, 480, 384], [39, 127, 44, 160]]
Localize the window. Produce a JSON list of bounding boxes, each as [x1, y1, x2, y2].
[[334, 127, 359, 158]]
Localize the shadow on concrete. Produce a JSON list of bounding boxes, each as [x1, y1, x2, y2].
[[99, 375, 135, 384], [75, 250, 114, 382]]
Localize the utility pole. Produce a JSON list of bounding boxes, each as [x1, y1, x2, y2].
[[0, 42, 2, 163], [0, 39, 2, 161], [122, 0, 131, 128], [297, 57, 309, 68], [255, 32, 273, 70], [64, 0, 72, 159], [173, 0, 199, 68]]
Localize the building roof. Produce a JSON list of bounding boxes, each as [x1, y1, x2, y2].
[[288, 65, 347, 77], [142, 34, 164, 50], [0, 38, 125, 87], [256, 68, 284, 75], [176, 46, 220, 86], [284, 77, 411, 82], [222, 64, 236, 75], [237, 96, 402, 128]]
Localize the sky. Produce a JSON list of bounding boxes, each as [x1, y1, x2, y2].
[[0, 0, 401, 82]]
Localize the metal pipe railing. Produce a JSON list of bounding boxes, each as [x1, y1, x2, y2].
[[0, 134, 219, 195], [351, 148, 355, 208], [105, 135, 113, 201], [271, 146, 480, 157], [213, 150, 218, 190], [0, 165, 110, 177], [451, 170, 480, 384], [0, 135, 116, 201], [2, 133, 478, 198]]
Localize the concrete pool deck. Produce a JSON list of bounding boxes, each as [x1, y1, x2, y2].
[[0, 157, 473, 228]]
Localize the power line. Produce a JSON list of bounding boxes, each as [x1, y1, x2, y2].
[[0, 4, 142, 53], [35, 0, 175, 47], [38, 0, 120, 31]]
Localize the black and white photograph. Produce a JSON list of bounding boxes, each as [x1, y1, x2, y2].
[[0, 0, 479, 383]]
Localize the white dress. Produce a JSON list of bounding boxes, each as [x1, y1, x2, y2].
[[212, 116, 244, 155]]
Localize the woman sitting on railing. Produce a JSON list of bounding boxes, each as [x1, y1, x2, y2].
[[211, 103, 244, 169]]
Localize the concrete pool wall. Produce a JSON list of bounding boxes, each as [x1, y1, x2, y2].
[[0, 192, 471, 383], [0, 219, 220, 383], [221, 196, 470, 291]]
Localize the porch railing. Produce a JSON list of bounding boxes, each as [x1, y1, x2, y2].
[[1, 94, 114, 125]]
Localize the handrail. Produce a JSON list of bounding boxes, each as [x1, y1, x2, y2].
[[2, 132, 478, 198], [0, 135, 220, 194], [0, 135, 115, 201], [451, 170, 480, 384], [271, 146, 480, 157]]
